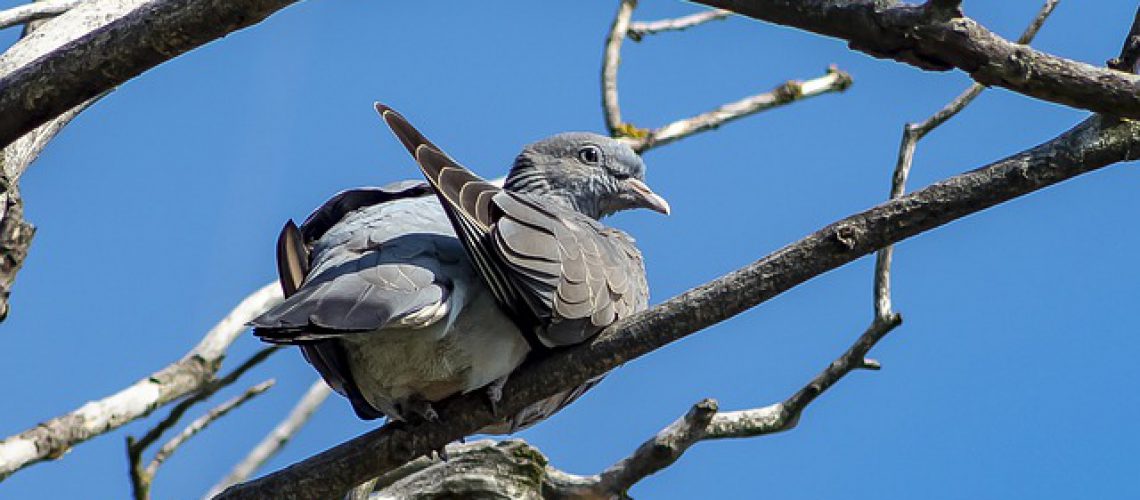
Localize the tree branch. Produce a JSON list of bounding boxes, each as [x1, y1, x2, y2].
[[0, 283, 282, 480], [126, 345, 281, 489], [203, 380, 331, 500], [600, 0, 850, 151], [0, 0, 300, 149], [217, 114, 1140, 499], [0, 0, 82, 30], [0, 0, 107, 323], [627, 9, 731, 41], [0, 184, 34, 322], [624, 66, 852, 153], [694, 0, 1140, 119], [1108, 5, 1140, 73]]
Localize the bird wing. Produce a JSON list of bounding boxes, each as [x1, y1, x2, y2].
[[375, 104, 649, 348], [493, 193, 649, 346], [252, 196, 458, 342], [298, 181, 431, 245], [269, 219, 385, 419], [375, 104, 526, 323]]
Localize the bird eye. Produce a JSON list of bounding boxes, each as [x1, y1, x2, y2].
[[577, 145, 601, 165]]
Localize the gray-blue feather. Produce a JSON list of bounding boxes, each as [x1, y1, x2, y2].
[[251, 105, 668, 432]]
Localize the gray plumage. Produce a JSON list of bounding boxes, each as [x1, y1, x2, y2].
[[251, 104, 668, 432]]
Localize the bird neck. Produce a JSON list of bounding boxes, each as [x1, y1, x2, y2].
[[504, 160, 606, 220]]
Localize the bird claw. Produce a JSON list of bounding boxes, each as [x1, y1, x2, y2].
[[399, 397, 439, 423], [486, 376, 507, 417], [434, 445, 450, 462]]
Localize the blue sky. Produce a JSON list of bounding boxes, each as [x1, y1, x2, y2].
[[3, 1, 1139, 498]]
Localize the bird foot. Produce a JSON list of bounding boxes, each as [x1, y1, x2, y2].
[[485, 375, 508, 417], [399, 397, 439, 423], [434, 445, 450, 462]]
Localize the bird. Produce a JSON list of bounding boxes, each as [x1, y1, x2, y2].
[[250, 103, 668, 432]]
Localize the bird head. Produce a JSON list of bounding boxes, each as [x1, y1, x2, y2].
[[504, 132, 670, 220]]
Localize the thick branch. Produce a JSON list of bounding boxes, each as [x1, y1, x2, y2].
[[625, 66, 852, 153], [0, 0, 299, 149], [0, 0, 82, 30], [218, 115, 1140, 500], [695, 0, 1140, 119], [0, 283, 282, 480], [204, 381, 331, 500], [0, 0, 106, 322]]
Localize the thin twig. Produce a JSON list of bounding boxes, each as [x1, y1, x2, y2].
[[204, 380, 331, 499], [600, 1, 850, 151], [0, 0, 81, 30], [149, 381, 275, 475], [627, 9, 730, 41], [129, 381, 275, 500], [546, 314, 901, 498], [624, 66, 852, 153], [875, 0, 1059, 320], [126, 345, 281, 480], [601, 0, 637, 136]]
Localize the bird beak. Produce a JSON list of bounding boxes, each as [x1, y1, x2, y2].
[[624, 178, 671, 215]]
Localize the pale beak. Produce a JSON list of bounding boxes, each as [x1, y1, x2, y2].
[[625, 178, 671, 215]]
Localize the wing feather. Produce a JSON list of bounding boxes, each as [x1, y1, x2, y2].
[[374, 104, 650, 350]]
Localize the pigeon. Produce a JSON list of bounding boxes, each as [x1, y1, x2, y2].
[[250, 103, 668, 432]]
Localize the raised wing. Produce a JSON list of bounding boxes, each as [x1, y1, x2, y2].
[[375, 104, 529, 332], [374, 104, 650, 349]]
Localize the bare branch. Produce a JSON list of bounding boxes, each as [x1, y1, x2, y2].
[[544, 4, 1067, 496], [0, 0, 106, 322], [127, 346, 280, 484], [627, 9, 730, 41], [0, 0, 300, 149], [601, 0, 637, 136], [204, 380, 331, 499], [876, 0, 1059, 319], [0, 0, 82, 30], [217, 114, 1140, 500], [625, 66, 852, 153], [130, 381, 275, 500], [546, 314, 899, 498], [149, 382, 275, 477], [0, 283, 282, 480], [695, 0, 1140, 119], [722, 314, 901, 438]]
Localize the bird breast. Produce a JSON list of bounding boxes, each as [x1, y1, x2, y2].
[[343, 282, 530, 414]]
